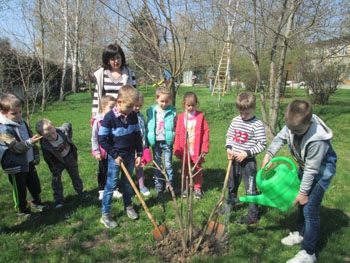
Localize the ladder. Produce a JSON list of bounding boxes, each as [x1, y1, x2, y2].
[[211, 41, 232, 96]]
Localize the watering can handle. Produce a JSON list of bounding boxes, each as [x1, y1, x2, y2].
[[257, 156, 297, 186], [266, 156, 297, 172]]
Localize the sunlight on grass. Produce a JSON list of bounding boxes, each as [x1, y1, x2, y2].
[[0, 87, 349, 262]]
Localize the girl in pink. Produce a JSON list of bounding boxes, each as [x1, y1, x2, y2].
[[174, 92, 210, 199]]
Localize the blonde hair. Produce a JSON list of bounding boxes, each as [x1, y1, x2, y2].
[[182, 91, 199, 107], [236, 92, 256, 111], [156, 86, 171, 99], [0, 93, 23, 112], [36, 119, 54, 136], [118, 85, 139, 102], [99, 95, 116, 113], [285, 100, 313, 127]]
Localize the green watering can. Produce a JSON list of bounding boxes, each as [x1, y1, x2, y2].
[[239, 156, 300, 212]]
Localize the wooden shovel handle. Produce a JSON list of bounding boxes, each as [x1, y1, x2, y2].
[[120, 161, 161, 230]]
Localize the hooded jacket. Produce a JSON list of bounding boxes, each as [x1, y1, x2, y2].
[[267, 114, 337, 193], [0, 113, 39, 174]]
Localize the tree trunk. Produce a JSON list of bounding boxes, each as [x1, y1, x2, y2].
[[60, 0, 69, 102], [71, 0, 80, 93]]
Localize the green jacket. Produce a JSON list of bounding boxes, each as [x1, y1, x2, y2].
[[146, 104, 176, 147]]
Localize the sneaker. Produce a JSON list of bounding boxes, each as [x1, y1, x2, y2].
[[55, 203, 63, 209], [30, 202, 49, 212], [286, 250, 316, 263], [126, 206, 138, 220], [281, 231, 304, 246], [79, 191, 91, 199], [113, 189, 123, 199], [140, 187, 151, 196], [182, 188, 188, 198], [100, 214, 118, 228], [18, 211, 40, 220], [194, 189, 203, 199], [236, 214, 259, 225], [98, 191, 104, 200], [155, 183, 163, 194]]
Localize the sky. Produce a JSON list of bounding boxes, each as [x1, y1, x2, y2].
[[0, 1, 35, 50]]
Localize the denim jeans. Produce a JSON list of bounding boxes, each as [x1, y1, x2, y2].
[[101, 155, 134, 215], [297, 183, 325, 254], [152, 141, 173, 186]]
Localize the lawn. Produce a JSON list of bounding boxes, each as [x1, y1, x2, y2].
[[0, 86, 349, 263]]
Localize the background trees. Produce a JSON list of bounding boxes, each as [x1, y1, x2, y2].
[[0, 0, 349, 132]]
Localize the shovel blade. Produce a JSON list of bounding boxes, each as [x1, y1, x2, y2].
[[152, 225, 168, 241], [206, 221, 226, 239]]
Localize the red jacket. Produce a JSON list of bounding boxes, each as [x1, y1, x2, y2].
[[174, 111, 210, 164]]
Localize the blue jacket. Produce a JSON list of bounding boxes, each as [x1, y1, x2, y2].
[[146, 104, 176, 147], [0, 114, 39, 174], [98, 108, 143, 159]]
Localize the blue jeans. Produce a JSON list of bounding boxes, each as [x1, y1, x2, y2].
[[101, 155, 134, 215], [152, 141, 173, 186], [297, 183, 325, 254]]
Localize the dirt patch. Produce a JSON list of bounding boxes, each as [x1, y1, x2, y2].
[[146, 228, 228, 262]]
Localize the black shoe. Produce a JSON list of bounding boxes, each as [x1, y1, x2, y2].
[[79, 191, 91, 199], [236, 214, 259, 225]]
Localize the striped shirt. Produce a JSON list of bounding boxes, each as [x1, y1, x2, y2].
[[225, 116, 267, 157], [92, 68, 136, 115]]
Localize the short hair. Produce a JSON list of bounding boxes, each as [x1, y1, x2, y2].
[[36, 119, 54, 136], [118, 85, 139, 102], [102, 43, 126, 70], [99, 95, 116, 112], [0, 93, 23, 112], [182, 91, 199, 107], [236, 92, 256, 110], [156, 86, 171, 99], [285, 100, 313, 126], [137, 90, 144, 100]]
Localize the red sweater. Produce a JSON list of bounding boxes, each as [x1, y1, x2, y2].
[[174, 111, 210, 164]]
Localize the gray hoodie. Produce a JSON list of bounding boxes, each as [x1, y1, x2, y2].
[[267, 114, 337, 193]]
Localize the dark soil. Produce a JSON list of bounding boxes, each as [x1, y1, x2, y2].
[[147, 228, 228, 262]]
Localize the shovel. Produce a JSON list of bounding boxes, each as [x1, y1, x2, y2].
[[120, 161, 168, 241], [205, 160, 232, 238]]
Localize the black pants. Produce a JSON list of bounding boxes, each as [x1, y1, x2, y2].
[[227, 158, 259, 218], [8, 162, 42, 213]]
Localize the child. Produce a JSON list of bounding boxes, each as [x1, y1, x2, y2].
[[224, 91, 267, 224], [261, 100, 336, 263], [0, 93, 48, 219], [133, 91, 151, 196], [98, 85, 143, 228], [36, 119, 90, 208], [146, 86, 177, 194], [174, 92, 210, 199], [91, 95, 122, 200]]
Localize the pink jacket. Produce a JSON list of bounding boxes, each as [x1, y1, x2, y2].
[[174, 111, 210, 164]]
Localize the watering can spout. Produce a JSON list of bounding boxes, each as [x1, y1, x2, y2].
[[239, 194, 278, 209]]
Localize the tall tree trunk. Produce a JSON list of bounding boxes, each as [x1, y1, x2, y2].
[[60, 0, 69, 101], [38, 0, 47, 111], [72, 0, 80, 93]]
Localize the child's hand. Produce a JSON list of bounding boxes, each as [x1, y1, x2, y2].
[[135, 156, 142, 167], [293, 194, 309, 206], [29, 134, 43, 144], [235, 151, 248, 162], [95, 153, 102, 161], [261, 154, 272, 168], [115, 156, 123, 165], [226, 149, 235, 160]]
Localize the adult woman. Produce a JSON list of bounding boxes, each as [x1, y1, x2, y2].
[[92, 43, 136, 117]]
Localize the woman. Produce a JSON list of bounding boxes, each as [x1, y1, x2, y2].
[[91, 43, 136, 117]]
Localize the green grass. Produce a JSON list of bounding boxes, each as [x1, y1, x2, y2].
[[0, 86, 349, 262]]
